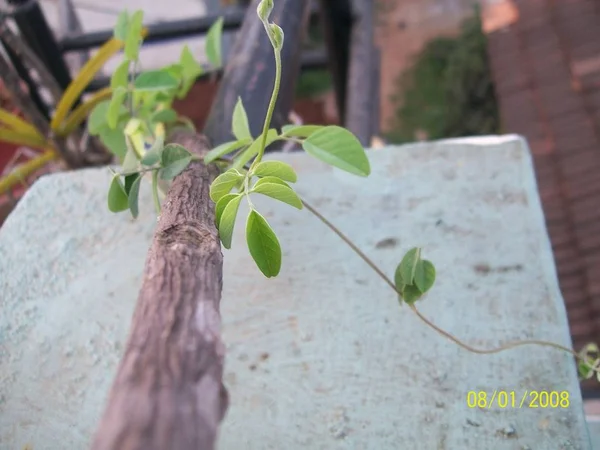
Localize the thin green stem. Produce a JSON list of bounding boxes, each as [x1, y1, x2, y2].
[[151, 169, 161, 214], [250, 47, 282, 172], [117, 166, 158, 177], [300, 197, 582, 362]]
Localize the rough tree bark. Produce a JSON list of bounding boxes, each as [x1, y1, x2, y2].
[[90, 130, 228, 450]]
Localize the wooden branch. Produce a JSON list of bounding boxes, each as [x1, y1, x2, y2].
[[90, 130, 228, 450]]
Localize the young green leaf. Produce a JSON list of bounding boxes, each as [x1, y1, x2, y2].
[[414, 259, 436, 294], [252, 160, 297, 182], [257, 0, 274, 21], [394, 263, 405, 300], [252, 182, 302, 210], [113, 11, 129, 41], [107, 86, 127, 129], [108, 174, 129, 212], [216, 193, 241, 228], [124, 10, 144, 60], [206, 17, 224, 67], [180, 45, 203, 78], [402, 284, 423, 305], [218, 194, 243, 249], [302, 125, 370, 176], [178, 45, 203, 99], [204, 138, 252, 164], [151, 109, 178, 124], [268, 23, 284, 50], [246, 209, 281, 278], [159, 144, 193, 180], [111, 60, 130, 89], [98, 126, 127, 160], [88, 101, 111, 135], [233, 129, 278, 170], [578, 360, 595, 380], [210, 169, 244, 202], [281, 124, 323, 138], [232, 97, 252, 141], [122, 146, 139, 172], [134, 70, 179, 92], [399, 247, 421, 286], [253, 176, 290, 188], [141, 135, 164, 166], [127, 174, 142, 218]]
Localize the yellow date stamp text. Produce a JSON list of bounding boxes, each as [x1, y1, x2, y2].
[[466, 390, 570, 409]]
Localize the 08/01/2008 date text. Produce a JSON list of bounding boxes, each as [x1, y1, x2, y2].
[[466, 390, 570, 409]]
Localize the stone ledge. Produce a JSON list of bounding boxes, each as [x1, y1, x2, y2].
[[0, 135, 592, 449]]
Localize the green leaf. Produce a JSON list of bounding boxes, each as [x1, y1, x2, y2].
[[180, 45, 203, 79], [88, 101, 111, 135], [246, 209, 281, 278], [141, 135, 164, 166], [233, 129, 278, 170], [252, 182, 302, 210], [399, 247, 421, 286], [253, 176, 290, 188], [204, 138, 251, 164], [98, 126, 127, 159], [127, 174, 142, 218], [216, 193, 240, 228], [107, 86, 127, 129], [113, 11, 129, 41], [111, 60, 130, 89], [159, 144, 192, 180], [163, 63, 183, 81], [302, 125, 370, 176], [108, 174, 129, 212], [177, 45, 203, 99], [151, 109, 177, 124], [394, 262, 405, 300], [218, 194, 243, 249], [210, 169, 244, 202], [206, 17, 224, 67], [578, 359, 596, 380], [232, 97, 252, 141], [414, 259, 436, 294], [402, 284, 423, 305], [134, 70, 179, 92], [281, 124, 323, 138], [257, 0, 274, 21], [252, 160, 297, 182], [268, 23, 284, 50], [122, 146, 139, 172], [124, 10, 144, 60]]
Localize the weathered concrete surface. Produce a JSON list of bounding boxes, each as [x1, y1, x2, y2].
[[0, 135, 593, 449]]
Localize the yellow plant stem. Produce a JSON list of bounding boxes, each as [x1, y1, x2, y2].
[[57, 87, 112, 136], [0, 109, 43, 139], [0, 128, 47, 149], [0, 149, 57, 195]]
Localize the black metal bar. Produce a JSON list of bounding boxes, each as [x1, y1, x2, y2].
[[0, 37, 51, 120], [344, 0, 379, 146], [203, 0, 312, 146], [318, 0, 352, 124], [58, 5, 321, 53], [59, 9, 247, 52], [8, 0, 73, 91]]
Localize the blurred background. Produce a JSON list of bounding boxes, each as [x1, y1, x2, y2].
[[1, 0, 600, 429]]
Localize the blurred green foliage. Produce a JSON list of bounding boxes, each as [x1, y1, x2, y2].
[[387, 8, 500, 143]]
